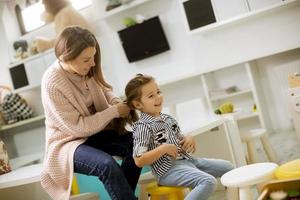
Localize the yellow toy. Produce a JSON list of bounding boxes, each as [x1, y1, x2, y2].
[[215, 102, 234, 115]]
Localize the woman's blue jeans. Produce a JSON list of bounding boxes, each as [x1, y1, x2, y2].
[[73, 130, 141, 200]]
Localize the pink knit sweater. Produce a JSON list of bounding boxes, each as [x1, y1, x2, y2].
[[41, 62, 120, 200]]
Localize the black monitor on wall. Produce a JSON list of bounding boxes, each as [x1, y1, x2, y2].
[[9, 64, 29, 89], [183, 0, 216, 30], [118, 16, 170, 63]]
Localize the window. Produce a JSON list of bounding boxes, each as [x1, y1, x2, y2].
[[16, 0, 92, 34]]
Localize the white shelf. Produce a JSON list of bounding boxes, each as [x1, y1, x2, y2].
[[188, 0, 300, 35], [0, 115, 45, 132], [9, 48, 54, 68], [0, 163, 42, 189], [10, 152, 43, 170], [210, 89, 252, 101], [14, 84, 41, 93], [97, 0, 154, 20], [237, 112, 259, 121]]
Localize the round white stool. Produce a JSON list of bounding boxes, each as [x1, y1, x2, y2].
[[221, 162, 278, 200], [241, 128, 277, 164]]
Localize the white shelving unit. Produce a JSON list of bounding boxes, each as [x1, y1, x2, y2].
[[0, 115, 45, 133], [179, 0, 299, 35], [210, 89, 252, 101], [0, 115, 45, 172], [201, 62, 270, 132], [96, 0, 156, 20], [8, 49, 55, 93]]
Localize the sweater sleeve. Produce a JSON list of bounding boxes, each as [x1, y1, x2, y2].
[[44, 82, 119, 137], [104, 89, 122, 104]]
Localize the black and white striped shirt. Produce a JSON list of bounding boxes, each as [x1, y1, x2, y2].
[[132, 112, 193, 178]]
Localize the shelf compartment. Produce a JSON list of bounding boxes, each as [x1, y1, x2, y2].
[[210, 89, 252, 101], [0, 115, 45, 132], [10, 152, 44, 170], [188, 0, 300, 34], [98, 0, 153, 20], [237, 112, 259, 121]]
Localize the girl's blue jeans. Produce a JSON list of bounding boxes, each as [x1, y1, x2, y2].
[[158, 158, 234, 200], [73, 130, 141, 200]]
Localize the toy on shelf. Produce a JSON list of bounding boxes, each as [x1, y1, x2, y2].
[[214, 102, 234, 115], [33, 0, 92, 53]]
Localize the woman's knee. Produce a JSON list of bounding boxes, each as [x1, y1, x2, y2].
[[95, 156, 120, 176]]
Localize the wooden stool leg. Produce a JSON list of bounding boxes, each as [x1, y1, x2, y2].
[[239, 187, 254, 200], [261, 135, 278, 163], [246, 141, 259, 163], [226, 187, 239, 200]]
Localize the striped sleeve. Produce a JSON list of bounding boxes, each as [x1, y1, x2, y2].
[[132, 122, 152, 157]]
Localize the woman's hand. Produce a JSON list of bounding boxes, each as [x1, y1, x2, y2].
[[180, 135, 196, 153], [160, 143, 178, 159], [116, 102, 130, 118], [111, 98, 123, 105]]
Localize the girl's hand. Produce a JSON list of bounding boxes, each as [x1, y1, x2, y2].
[[180, 135, 196, 153], [160, 143, 178, 159], [116, 102, 130, 118]]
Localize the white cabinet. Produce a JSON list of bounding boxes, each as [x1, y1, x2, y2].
[[247, 0, 282, 10], [8, 49, 55, 92], [212, 0, 249, 20], [24, 58, 46, 87], [179, 0, 295, 34], [201, 63, 271, 133]]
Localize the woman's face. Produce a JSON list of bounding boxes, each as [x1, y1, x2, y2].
[[64, 47, 96, 76]]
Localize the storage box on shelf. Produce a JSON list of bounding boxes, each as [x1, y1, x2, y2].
[[258, 179, 300, 200]]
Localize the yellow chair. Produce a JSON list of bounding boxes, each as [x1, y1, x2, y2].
[[146, 181, 186, 200], [71, 175, 81, 195], [70, 174, 100, 200], [275, 159, 300, 180]]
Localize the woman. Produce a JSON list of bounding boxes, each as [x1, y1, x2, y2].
[[40, 26, 141, 200]]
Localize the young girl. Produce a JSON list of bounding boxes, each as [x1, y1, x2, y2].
[[125, 74, 234, 200]]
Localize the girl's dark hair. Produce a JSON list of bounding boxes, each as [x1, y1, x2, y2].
[[125, 73, 154, 109], [55, 25, 112, 89], [114, 74, 154, 134]]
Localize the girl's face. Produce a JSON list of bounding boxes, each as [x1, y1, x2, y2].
[[64, 47, 96, 76], [133, 80, 163, 117]]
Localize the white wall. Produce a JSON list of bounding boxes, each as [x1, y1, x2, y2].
[[0, 3, 12, 86], [1, 1, 300, 92], [0, 0, 300, 135], [256, 48, 300, 132]]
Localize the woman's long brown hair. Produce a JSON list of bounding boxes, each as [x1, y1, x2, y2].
[[55, 26, 112, 90], [54, 26, 138, 133]]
